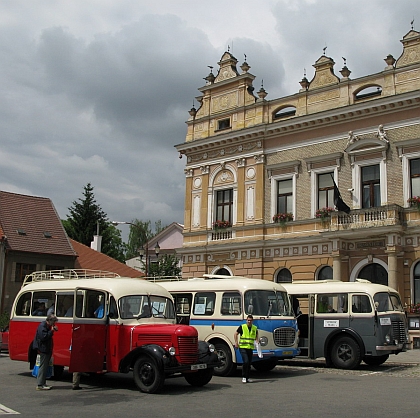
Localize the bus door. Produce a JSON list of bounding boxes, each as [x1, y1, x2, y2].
[[53, 291, 74, 365], [69, 289, 108, 373], [313, 293, 350, 358], [294, 294, 311, 357], [349, 293, 375, 348], [173, 293, 193, 325]]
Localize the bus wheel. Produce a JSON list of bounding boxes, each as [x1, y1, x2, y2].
[[214, 343, 237, 377], [184, 368, 213, 387], [330, 336, 361, 369], [52, 365, 64, 380], [133, 356, 164, 393], [363, 354, 389, 366], [252, 359, 278, 373]]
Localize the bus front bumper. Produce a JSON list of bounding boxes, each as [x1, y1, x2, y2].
[[256, 347, 300, 359], [376, 343, 405, 352]]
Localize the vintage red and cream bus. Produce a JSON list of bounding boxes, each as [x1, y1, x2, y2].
[[8, 270, 219, 393]]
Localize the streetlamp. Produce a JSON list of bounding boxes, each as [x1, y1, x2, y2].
[[112, 221, 160, 276], [138, 242, 160, 276]]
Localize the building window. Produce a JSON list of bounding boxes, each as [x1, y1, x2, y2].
[[410, 158, 420, 198], [15, 263, 36, 282], [277, 179, 293, 214], [318, 172, 334, 209], [215, 189, 233, 224], [361, 164, 381, 208], [276, 268, 292, 283], [414, 262, 420, 304], [217, 118, 231, 130], [318, 266, 333, 280]]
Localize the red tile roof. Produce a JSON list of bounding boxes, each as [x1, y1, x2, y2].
[[0, 190, 76, 256], [70, 238, 143, 278]]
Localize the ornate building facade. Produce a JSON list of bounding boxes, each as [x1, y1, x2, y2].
[[175, 29, 420, 306]]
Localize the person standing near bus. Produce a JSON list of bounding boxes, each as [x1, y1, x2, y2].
[[32, 314, 58, 390], [234, 314, 258, 383]]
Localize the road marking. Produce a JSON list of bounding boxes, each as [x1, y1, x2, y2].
[[0, 404, 20, 415]]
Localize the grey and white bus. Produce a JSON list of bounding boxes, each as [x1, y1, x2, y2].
[[282, 279, 409, 369]]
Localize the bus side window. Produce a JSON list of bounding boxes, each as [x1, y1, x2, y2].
[[32, 291, 55, 316], [352, 295, 372, 313], [193, 292, 216, 316], [221, 292, 241, 315], [16, 292, 32, 316]]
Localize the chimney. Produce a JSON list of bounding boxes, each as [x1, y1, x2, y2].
[[90, 222, 102, 252]]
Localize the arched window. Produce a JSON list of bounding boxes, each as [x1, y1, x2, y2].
[[215, 268, 231, 276], [318, 266, 333, 280], [359, 263, 388, 286], [354, 85, 382, 100], [414, 262, 420, 304], [276, 268, 292, 283], [273, 106, 296, 120]]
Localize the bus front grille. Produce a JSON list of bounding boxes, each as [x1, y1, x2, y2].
[[391, 320, 407, 343], [177, 336, 199, 364], [273, 327, 296, 347]]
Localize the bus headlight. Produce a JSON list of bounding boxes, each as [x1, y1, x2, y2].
[[169, 347, 176, 356], [259, 337, 268, 347], [385, 334, 391, 344], [208, 344, 215, 353]]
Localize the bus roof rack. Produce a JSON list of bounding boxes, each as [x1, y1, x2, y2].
[[23, 269, 120, 285]]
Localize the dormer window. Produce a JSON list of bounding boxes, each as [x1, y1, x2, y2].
[[17, 228, 26, 236], [217, 118, 231, 131], [44, 231, 52, 238]]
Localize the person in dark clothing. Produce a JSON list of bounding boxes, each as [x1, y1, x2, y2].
[[234, 314, 258, 383], [32, 314, 58, 390]]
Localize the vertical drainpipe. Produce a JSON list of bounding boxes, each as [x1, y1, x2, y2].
[[0, 239, 7, 312]]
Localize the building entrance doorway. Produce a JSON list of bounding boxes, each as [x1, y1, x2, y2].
[[358, 263, 388, 286]]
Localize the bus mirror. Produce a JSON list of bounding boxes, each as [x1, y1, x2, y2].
[[374, 301, 379, 310]]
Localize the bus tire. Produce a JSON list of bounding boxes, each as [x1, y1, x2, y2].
[[52, 365, 64, 380], [330, 336, 361, 369], [252, 359, 278, 373], [133, 356, 164, 393], [363, 354, 389, 366], [214, 343, 236, 377], [184, 368, 213, 387]]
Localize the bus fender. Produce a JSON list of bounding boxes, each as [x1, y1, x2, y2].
[[207, 335, 237, 363], [324, 328, 365, 359], [119, 344, 168, 373]]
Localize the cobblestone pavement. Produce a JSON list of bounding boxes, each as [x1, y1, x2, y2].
[[278, 349, 420, 378]]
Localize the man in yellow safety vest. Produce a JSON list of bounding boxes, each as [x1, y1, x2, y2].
[[234, 314, 258, 383]]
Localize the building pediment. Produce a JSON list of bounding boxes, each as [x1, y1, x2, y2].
[[345, 125, 389, 165]]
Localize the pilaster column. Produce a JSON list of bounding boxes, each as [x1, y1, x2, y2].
[[332, 251, 341, 281], [385, 246, 398, 290]]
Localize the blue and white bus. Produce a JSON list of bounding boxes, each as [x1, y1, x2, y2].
[[158, 275, 300, 376]]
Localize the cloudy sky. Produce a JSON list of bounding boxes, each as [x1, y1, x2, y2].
[[0, 0, 418, 239]]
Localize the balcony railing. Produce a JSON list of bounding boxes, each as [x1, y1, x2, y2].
[[211, 229, 233, 241], [330, 204, 404, 231]]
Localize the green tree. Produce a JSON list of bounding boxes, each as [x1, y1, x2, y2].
[[125, 219, 168, 260], [148, 254, 181, 278], [64, 183, 126, 262], [125, 219, 153, 260]]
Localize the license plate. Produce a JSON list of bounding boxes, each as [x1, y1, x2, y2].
[[191, 364, 207, 370], [283, 351, 293, 355]]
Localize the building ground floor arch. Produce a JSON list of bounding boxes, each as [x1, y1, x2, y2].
[[350, 258, 389, 285]]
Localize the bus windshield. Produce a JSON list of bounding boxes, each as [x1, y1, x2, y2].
[[244, 290, 292, 316], [119, 295, 176, 319], [373, 292, 404, 312]]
